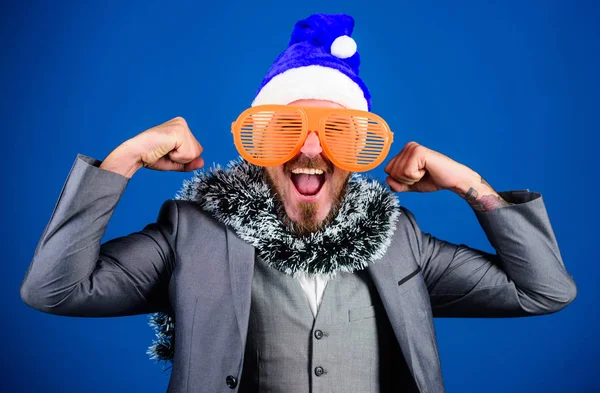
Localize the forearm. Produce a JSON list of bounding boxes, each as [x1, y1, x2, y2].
[[417, 190, 577, 316], [472, 191, 577, 313], [100, 140, 144, 178], [451, 171, 513, 212]]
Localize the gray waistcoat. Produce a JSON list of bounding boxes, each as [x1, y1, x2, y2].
[[239, 256, 416, 393]]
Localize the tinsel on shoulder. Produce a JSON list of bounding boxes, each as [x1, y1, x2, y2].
[[147, 157, 401, 365]]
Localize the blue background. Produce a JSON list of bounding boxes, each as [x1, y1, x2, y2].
[[2, 0, 598, 392]]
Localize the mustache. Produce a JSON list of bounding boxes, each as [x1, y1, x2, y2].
[[283, 154, 333, 175]]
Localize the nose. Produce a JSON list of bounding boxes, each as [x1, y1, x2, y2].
[[300, 131, 322, 158]]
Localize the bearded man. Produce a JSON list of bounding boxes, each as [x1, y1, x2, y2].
[[20, 13, 576, 393]]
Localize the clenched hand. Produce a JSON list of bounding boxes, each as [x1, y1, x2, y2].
[[100, 117, 204, 178]]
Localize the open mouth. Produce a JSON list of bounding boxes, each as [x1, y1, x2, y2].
[[290, 168, 326, 197]]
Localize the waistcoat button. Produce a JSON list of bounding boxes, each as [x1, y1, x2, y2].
[[314, 329, 324, 339], [314, 366, 325, 376], [226, 375, 238, 389]]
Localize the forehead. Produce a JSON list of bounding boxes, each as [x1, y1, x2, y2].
[[287, 99, 346, 109]]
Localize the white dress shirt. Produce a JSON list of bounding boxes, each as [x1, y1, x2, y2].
[[295, 272, 329, 317]]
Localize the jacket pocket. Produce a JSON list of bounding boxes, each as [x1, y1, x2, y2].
[[348, 304, 383, 322], [397, 266, 422, 294]]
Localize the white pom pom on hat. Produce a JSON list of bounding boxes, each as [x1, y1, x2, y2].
[[330, 35, 357, 59]]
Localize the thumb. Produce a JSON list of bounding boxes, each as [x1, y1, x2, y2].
[[386, 176, 413, 193]]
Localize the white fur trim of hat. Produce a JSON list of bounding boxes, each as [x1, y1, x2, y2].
[[251, 65, 369, 111]]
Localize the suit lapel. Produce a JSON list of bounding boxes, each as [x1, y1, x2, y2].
[[226, 227, 255, 351], [368, 226, 444, 393], [369, 249, 422, 390]]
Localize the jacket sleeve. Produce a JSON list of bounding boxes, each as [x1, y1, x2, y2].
[[20, 154, 176, 317], [403, 190, 577, 317]]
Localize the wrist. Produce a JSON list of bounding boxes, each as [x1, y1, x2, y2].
[[452, 172, 514, 212], [450, 170, 484, 196], [99, 141, 144, 178]]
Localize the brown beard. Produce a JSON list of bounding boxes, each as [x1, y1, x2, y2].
[[263, 163, 350, 238]]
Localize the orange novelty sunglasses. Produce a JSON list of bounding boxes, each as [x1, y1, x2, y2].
[[231, 105, 394, 172]]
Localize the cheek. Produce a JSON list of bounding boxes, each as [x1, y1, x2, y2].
[[265, 167, 287, 191], [328, 170, 350, 195]]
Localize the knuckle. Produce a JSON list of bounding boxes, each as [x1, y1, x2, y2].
[[409, 142, 423, 152], [182, 150, 196, 160], [171, 116, 187, 126], [180, 145, 198, 159], [408, 141, 421, 150], [399, 165, 414, 177], [168, 117, 189, 132], [413, 145, 426, 155]]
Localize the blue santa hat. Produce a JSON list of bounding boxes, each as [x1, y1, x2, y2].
[[252, 13, 372, 111]]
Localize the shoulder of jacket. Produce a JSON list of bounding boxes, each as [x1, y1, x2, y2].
[[396, 206, 418, 230], [168, 199, 228, 231], [393, 206, 422, 247]]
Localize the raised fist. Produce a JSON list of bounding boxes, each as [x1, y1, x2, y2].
[[101, 117, 204, 177]]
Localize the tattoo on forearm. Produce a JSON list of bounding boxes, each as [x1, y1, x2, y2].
[[462, 177, 514, 212], [465, 187, 479, 204]]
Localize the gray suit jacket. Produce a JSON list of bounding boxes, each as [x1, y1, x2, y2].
[[20, 154, 577, 393]]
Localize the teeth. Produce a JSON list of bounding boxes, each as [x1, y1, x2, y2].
[[292, 168, 324, 175]]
